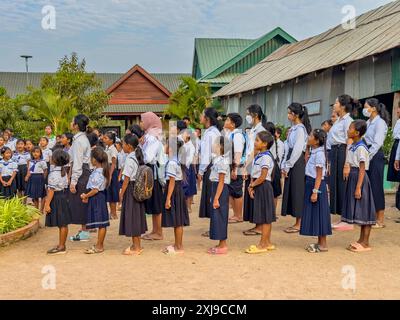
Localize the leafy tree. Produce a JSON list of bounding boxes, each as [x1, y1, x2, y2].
[[166, 77, 216, 127], [20, 88, 77, 135], [40, 52, 109, 127]]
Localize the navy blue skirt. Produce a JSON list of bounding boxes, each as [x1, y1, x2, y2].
[[328, 144, 347, 215], [387, 140, 400, 182], [0, 176, 17, 199], [249, 180, 276, 225], [199, 165, 212, 219], [342, 168, 376, 225], [300, 176, 332, 236], [87, 191, 110, 229], [26, 173, 46, 200], [45, 190, 72, 228], [16, 164, 28, 192], [243, 178, 253, 222], [182, 164, 197, 198], [367, 149, 385, 211], [162, 181, 190, 228], [209, 182, 229, 241], [106, 168, 120, 203], [119, 181, 148, 237], [228, 175, 244, 199], [144, 164, 163, 215]]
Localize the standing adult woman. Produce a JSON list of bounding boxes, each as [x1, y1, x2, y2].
[[281, 103, 311, 234], [363, 98, 389, 229], [198, 108, 221, 237], [387, 102, 400, 183], [69, 114, 92, 242], [141, 112, 165, 241], [242, 104, 267, 236], [328, 95, 355, 231]]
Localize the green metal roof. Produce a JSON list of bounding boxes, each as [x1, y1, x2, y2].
[[193, 27, 296, 85], [104, 104, 168, 115], [0, 72, 189, 98], [193, 38, 254, 79]]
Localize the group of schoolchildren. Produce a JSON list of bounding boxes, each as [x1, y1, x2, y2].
[[1, 95, 396, 256]]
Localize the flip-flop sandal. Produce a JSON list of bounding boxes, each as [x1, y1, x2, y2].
[[347, 242, 372, 253], [141, 234, 163, 241], [245, 245, 268, 254], [207, 247, 228, 255], [242, 229, 262, 236], [228, 218, 243, 224], [85, 245, 104, 255], [267, 245, 277, 251], [372, 223, 386, 229], [163, 245, 184, 255], [284, 227, 300, 234], [123, 247, 143, 256], [305, 244, 328, 253], [201, 231, 210, 237]]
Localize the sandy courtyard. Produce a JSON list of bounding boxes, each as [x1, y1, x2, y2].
[[1, 194, 400, 300]]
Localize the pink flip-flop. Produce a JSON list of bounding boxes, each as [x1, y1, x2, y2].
[[207, 247, 228, 255], [162, 245, 184, 255]]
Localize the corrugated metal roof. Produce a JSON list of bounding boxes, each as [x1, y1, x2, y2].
[[104, 104, 168, 115], [199, 73, 240, 84], [194, 38, 254, 78], [214, 1, 400, 97], [0, 72, 189, 98]]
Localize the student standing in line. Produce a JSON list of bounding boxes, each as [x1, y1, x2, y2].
[[300, 129, 332, 253], [13, 139, 30, 197], [198, 108, 222, 237], [0, 147, 18, 199], [363, 98, 389, 229], [242, 104, 267, 236], [281, 103, 312, 234], [224, 113, 246, 224], [342, 120, 376, 252], [388, 102, 400, 223], [141, 112, 165, 241], [328, 95, 355, 231], [25, 146, 47, 209]]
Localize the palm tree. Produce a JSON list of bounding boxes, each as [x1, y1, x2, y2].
[[166, 77, 215, 127], [21, 88, 78, 135]]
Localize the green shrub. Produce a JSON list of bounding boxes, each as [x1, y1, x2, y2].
[[0, 198, 41, 235]]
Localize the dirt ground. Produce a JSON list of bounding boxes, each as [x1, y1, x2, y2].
[[1, 194, 400, 300]]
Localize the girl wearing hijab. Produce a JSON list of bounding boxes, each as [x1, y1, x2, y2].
[[140, 112, 165, 241]]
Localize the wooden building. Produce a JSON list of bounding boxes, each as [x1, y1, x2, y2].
[[0, 65, 189, 134], [214, 1, 400, 128]]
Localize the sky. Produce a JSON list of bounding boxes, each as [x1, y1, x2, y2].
[[0, 0, 395, 74]]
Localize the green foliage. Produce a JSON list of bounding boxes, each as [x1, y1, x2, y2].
[[276, 124, 289, 141], [40, 53, 109, 125], [384, 126, 394, 160], [19, 88, 78, 135], [0, 197, 41, 235], [166, 77, 216, 128]]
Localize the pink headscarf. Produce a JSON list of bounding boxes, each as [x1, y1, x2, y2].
[[141, 112, 162, 140]]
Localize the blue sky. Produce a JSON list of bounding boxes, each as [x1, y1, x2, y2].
[[0, 0, 394, 73]]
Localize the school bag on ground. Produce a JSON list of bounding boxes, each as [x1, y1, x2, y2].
[[131, 156, 154, 202]]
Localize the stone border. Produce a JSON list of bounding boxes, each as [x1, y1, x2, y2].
[[0, 219, 40, 247]]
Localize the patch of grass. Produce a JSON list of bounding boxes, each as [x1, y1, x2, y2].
[[0, 197, 41, 235]]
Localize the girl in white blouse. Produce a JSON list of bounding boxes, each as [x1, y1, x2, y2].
[[25, 146, 48, 209], [0, 147, 18, 199], [44, 149, 71, 255], [103, 131, 120, 220], [245, 131, 276, 254], [342, 120, 376, 252], [363, 98, 390, 228], [281, 103, 312, 234]]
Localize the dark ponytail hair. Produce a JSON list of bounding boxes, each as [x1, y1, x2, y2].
[[124, 134, 144, 165], [168, 137, 187, 182], [288, 102, 312, 134], [264, 122, 279, 163], [337, 94, 358, 114], [366, 98, 390, 125], [91, 147, 111, 187], [52, 149, 70, 177], [204, 107, 223, 131], [128, 124, 144, 138], [247, 104, 267, 129]]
